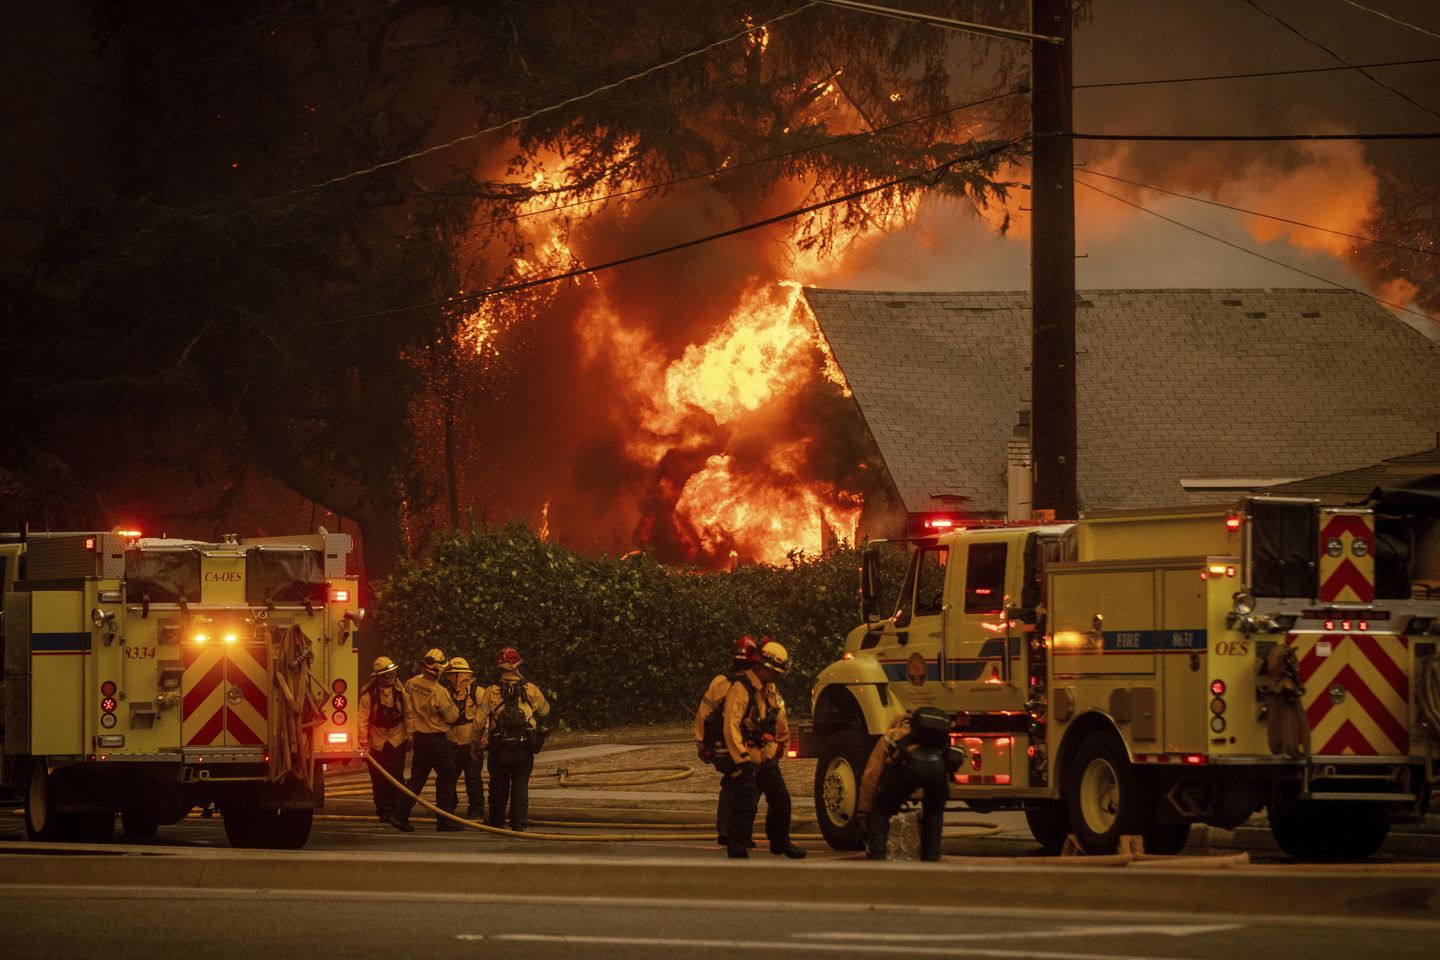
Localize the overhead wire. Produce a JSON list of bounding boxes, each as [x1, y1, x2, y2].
[[298, 138, 1021, 328], [1072, 55, 1440, 90], [1338, 0, 1440, 41], [1075, 131, 1440, 141], [1241, 0, 1440, 122], [1074, 168, 1438, 258], [1073, 177, 1437, 326]]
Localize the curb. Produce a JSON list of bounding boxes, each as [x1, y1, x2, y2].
[[2, 846, 1438, 919]]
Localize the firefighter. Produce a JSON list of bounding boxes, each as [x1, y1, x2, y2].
[[358, 656, 414, 824], [443, 656, 484, 820], [694, 635, 764, 848], [720, 640, 806, 859], [391, 648, 462, 832], [477, 647, 550, 832], [857, 706, 959, 862]]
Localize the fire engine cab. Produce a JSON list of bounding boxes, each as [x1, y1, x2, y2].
[[0, 530, 362, 848], [802, 491, 1440, 860]]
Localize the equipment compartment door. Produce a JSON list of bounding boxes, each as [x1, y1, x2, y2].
[[181, 642, 270, 747], [1287, 630, 1409, 757]]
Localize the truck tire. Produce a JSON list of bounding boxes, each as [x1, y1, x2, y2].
[[1024, 800, 1068, 854], [23, 762, 64, 841], [1064, 732, 1149, 854], [1269, 800, 1389, 861], [221, 802, 265, 849], [266, 809, 314, 850], [814, 730, 877, 851]]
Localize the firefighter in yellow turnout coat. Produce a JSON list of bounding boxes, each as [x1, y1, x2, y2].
[[391, 648, 461, 832], [358, 656, 414, 824], [720, 641, 806, 859], [443, 657, 485, 820], [695, 635, 766, 847], [858, 707, 959, 861]]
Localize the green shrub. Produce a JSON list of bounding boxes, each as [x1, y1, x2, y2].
[[370, 523, 907, 729]]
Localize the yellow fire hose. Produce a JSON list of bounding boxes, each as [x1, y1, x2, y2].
[[343, 754, 1000, 842]]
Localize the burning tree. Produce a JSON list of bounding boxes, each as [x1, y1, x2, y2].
[[4, 1, 1044, 578]]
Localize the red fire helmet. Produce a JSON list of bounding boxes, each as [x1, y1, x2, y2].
[[732, 635, 762, 666], [496, 647, 523, 668]]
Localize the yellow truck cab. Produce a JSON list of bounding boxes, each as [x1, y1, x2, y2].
[[1, 530, 362, 848], [803, 492, 1440, 860]]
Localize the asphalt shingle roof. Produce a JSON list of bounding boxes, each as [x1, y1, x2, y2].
[[803, 288, 1440, 514]]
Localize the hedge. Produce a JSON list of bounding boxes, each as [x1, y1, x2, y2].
[[370, 523, 908, 729]]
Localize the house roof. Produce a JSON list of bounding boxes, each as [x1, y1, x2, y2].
[[802, 287, 1440, 515], [1266, 445, 1440, 501]]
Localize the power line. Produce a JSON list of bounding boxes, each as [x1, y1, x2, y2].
[[1074, 131, 1440, 141], [1337, 0, 1440, 42], [809, 0, 1061, 44], [270, 3, 819, 203], [1241, 0, 1440, 122], [1075, 168, 1437, 258], [299, 139, 1019, 328], [1074, 177, 1435, 325], [1073, 55, 1440, 90]]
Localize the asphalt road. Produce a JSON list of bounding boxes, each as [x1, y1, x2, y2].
[[2, 886, 1436, 960]]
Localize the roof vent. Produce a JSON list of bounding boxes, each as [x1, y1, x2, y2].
[[885, 301, 910, 309], [1301, 311, 1320, 318]]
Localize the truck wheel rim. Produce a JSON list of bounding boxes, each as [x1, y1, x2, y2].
[[822, 758, 857, 826], [1079, 756, 1119, 834]]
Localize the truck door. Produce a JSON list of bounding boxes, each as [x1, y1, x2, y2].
[[864, 543, 949, 710]]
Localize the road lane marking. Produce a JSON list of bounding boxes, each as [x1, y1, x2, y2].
[[465, 933, 1203, 959], [795, 924, 1242, 942]]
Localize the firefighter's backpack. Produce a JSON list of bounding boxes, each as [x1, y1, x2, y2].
[[492, 681, 535, 755], [699, 674, 737, 763]]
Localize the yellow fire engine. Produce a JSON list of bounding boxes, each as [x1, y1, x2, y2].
[[802, 492, 1440, 860], [0, 529, 363, 848]]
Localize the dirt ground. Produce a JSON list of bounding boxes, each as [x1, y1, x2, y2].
[[543, 721, 818, 802]]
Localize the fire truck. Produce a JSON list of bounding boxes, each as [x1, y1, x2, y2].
[[801, 492, 1440, 860], [0, 530, 363, 848]]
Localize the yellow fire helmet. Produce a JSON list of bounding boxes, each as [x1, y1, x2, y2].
[[446, 656, 473, 675], [759, 640, 790, 675], [421, 648, 448, 673], [371, 656, 399, 677]]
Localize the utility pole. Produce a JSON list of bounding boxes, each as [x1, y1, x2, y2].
[[1030, 0, 1078, 520]]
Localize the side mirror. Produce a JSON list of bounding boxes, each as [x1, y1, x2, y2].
[[859, 549, 880, 622]]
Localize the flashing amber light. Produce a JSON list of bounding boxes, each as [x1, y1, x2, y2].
[[1210, 679, 1226, 697], [193, 633, 209, 644], [223, 633, 238, 644], [1225, 515, 1242, 532], [330, 588, 351, 603], [116, 529, 142, 538], [84, 536, 96, 550], [1182, 754, 1208, 766]]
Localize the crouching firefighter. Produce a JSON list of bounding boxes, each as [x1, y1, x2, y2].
[[858, 707, 963, 862], [694, 635, 763, 848], [720, 640, 805, 860], [479, 647, 551, 832]]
